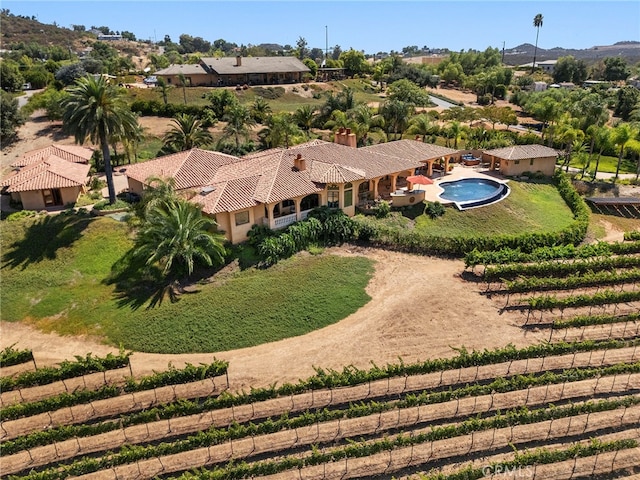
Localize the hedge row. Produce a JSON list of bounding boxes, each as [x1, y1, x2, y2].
[[130, 100, 211, 119], [0, 345, 34, 368], [0, 352, 131, 392]]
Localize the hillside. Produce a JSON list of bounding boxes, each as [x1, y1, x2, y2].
[[503, 41, 640, 65], [0, 10, 89, 49]]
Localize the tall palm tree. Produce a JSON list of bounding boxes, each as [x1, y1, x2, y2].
[[531, 14, 544, 74], [162, 113, 213, 152], [62, 75, 139, 204], [612, 123, 635, 181], [222, 104, 256, 152], [130, 198, 226, 279], [591, 126, 611, 181], [177, 73, 188, 105]]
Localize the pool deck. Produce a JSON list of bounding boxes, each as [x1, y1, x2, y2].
[[414, 166, 508, 205]]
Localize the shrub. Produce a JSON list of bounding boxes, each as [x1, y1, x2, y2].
[[92, 199, 130, 211], [5, 210, 38, 222], [374, 200, 391, 219], [424, 201, 445, 219]]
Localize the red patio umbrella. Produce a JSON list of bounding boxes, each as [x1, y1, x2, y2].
[[406, 175, 434, 190]]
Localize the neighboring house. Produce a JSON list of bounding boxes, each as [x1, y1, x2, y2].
[[482, 144, 559, 177], [1, 144, 94, 210], [124, 131, 432, 244], [154, 56, 311, 87], [520, 59, 557, 73]]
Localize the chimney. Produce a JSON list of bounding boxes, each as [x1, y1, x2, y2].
[[346, 128, 357, 148], [334, 127, 346, 145], [293, 153, 306, 171], [415, 135, 421, 141], [235, 56, 242, 67]]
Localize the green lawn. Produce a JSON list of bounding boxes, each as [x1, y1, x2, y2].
[[125, 79, 382, 114], [1, 215, 374, 353], [564, 154, 637, 175], [413, 180, 575, 236]]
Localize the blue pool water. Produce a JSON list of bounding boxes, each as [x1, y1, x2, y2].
[[438, 178, 509, 209]]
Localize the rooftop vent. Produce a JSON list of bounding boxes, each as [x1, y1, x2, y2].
[[200, 186, 216, 195]]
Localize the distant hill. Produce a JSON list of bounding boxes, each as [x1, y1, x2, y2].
[[503, 41, 640, 66], [0, 11, 90, 49]]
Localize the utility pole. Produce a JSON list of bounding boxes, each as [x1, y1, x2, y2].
[[325, 25, 328, 64], [501, 41, 505, 63]]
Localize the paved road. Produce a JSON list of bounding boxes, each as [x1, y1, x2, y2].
[[428, 95, 459, 109], [17, 89, 42, 109]]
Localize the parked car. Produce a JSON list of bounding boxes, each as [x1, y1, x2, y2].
[[22, 82, 32, 90], [143, 76, 157, 85]]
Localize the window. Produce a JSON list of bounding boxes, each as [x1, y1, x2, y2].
[[235, 210, 250, 226], [514, 160, 520, 165], [530, 159, 534, 166], [344, 183, 353, 208], [327, 184, 339, 208]]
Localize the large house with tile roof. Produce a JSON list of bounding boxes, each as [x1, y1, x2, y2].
[[124, 131, 450, 244], [154, 56, 311, 87], [1, 144, 94, 210]]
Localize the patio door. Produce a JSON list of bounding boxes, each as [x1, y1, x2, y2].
[[43, 188, 63, 206]]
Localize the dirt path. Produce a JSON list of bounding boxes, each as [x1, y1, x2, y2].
[[0, 248, 545, 392]]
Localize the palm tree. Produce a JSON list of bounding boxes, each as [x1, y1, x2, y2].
[[532, 13, 544, 74], [407, 113, 433, 142], [155, 77, 172, 105], [324, 110, 356, 133], [177, 73, 188, 105], [62, 75, 139, 204], [379, 99, 413, 140], [162, 113, 213, 152], [259, 113, 302, 148], [612, 123, 635, 181], [293, 104, 317, 137], [222, 103, 256, 152], [349, 104, 384, 145], [591, 126, 611, 181], [250, 97, 272, 124], [130, 198, 226, 279]]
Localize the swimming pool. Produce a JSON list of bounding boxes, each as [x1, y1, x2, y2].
[[438, 178, 510, 210]]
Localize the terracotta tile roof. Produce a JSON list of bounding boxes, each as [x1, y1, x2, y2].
[[192, 177, 261, 215], [200, 56, 310, 75], [362, 139, 459, 161], [246, 140, 423, 181], [127, 140, 432, 215], [483, 144, 559, 160], [154, 64, 209, 76], [2, 157, 90, 193], [123, 148, 244, 190], [12, 144, 94, 168]]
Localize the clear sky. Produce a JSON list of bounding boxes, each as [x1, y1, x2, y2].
[[3, 1, 639, 54]]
